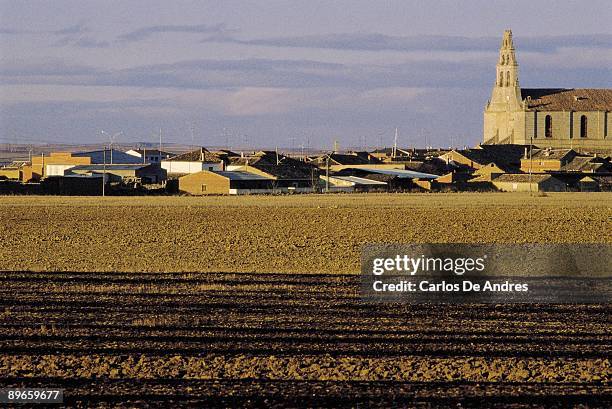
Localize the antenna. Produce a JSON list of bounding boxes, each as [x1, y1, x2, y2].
[[393, 127, 398, 158], [190, 123, 195, 152], [159, 128, 163, 155], [101, 130, 122, 164]]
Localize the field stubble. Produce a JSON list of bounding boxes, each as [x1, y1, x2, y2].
[[0, 193, 610, 406], [0, 193, 610, 273]]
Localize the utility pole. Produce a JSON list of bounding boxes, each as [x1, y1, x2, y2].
[[529, 135, 533, 194], [102, 147, 106, 197], [159, 128, 163, 155], [325, 154, 330, 193]]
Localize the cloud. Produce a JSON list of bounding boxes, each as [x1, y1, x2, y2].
[[53, 24, 89, 36], [116, 23, 234, 43], [208, 32, 612, 54], [2, 55, 610, 93]]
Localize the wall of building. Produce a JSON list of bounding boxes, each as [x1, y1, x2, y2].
[[0, 168, 21, 180], [179, 171, 230, 195], [46, 164, 76, 176], [493, 180, 541, 192], [162, 161, 223, 175], [487, 109, 611, 151]]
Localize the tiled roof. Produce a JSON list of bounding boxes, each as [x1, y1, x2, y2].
[[451, 145, 526, 172], [229, 151, 318, 179], [212, 171, 272, 181], [166, 147, 222, 162], [560, 156, 612, 172], [493, 174, 554, 183], [521, 88, 612, 111], [529, 148, 576, 160]]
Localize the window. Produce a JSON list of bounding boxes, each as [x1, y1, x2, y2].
[[580, 115, 588, 138], [545, 115, 553, 138], [201, 184, 207, 192], [505, 71, 510, 86], [499, 72, 504, 87]]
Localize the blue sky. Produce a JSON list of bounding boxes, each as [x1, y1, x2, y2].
[[1, 0, 610, 149]]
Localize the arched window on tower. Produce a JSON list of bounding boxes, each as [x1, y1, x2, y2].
[[506, 71, 510, 86], [499, 71, 504, 87], [545, 115, 553, 138], [580, 115, 588, 138]]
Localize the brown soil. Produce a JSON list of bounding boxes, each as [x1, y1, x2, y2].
[[1, 193, 610, 406], [0, 272, 610, 407], [0, 193, 610, 274]]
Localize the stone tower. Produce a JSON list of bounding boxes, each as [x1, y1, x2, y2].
[[483, 29, 612, 151], [483, 30, 524, 144]]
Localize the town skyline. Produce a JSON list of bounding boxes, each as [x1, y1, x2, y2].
[[1, 0, 611, 149]]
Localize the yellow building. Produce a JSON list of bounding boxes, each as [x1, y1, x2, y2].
[[30, 152, 91, 180], [483, 30, 612, 152]]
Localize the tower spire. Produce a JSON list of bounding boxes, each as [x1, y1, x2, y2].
[[496, 29, 519, 88]]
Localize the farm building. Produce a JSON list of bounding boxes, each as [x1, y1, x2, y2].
[[333, 167, 438, 191], [227, 151, 319, 191], [321, 175, 387, 192], [67, 163, 166, 184], [73, 149, 144, 165], [179, 170, 276, 195], [125, 149, 174, 163], [310, 152, 380, 167], [578, 175, 612, 192], [42, 174, 105, 195], [29, 150, 144, 180], [162, 147, 224, 175], [0, 167, 21, 180], [491, 174, 566, 192]]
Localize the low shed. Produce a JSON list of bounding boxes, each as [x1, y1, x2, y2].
[[492, 174, 566, 192], [179, 170, 275, 195]]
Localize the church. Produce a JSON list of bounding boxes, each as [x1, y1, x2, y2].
[[483, 30, 612, 152]]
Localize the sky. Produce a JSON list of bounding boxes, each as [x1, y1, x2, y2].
[[1, 0, 611, 149]]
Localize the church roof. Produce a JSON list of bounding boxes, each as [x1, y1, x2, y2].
[[521, 88, 612, 111]]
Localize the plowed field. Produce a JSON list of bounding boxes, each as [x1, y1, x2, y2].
[[0, 193, 610, 407]]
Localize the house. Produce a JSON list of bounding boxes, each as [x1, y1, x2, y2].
[[125, 149, 174, 163], [29, 151, 92, 180], [311, 152, 380, 167], [439, 144, 525, 173], [161, 147, 224, 176], [67, 163, 166, 184], [227, 151, 319, 191], [559, 155, 612, 173], [520, 148, 578, 172], [491, 174, 566, 192], [0, 167, 21, 180], [28, 150, 145, 180], [179, 170, 276, 195]]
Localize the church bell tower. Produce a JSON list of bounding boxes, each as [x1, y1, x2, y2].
[[483, 30, 524, 144], [489, 30, 522, 110]]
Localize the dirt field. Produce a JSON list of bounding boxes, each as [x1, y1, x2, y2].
[[0, 193, 610, 274], [0, 271, 610, 406], [0, 193, 610, 406]]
